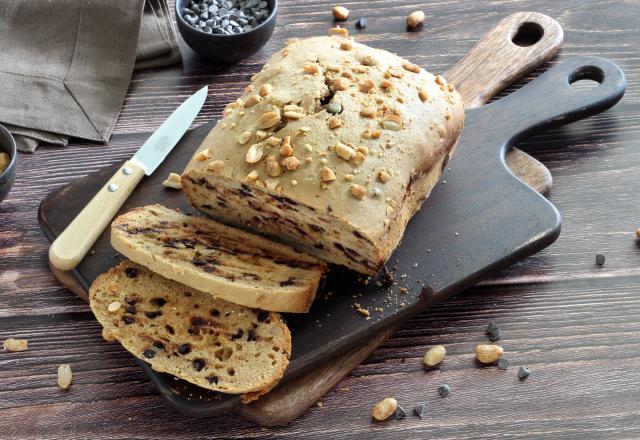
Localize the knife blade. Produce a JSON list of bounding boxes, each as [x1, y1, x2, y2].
[[49, 86, 208, 271]]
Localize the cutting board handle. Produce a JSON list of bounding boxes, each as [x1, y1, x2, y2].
[[483, 56, 626, 145], [447, 11, 563, 108]]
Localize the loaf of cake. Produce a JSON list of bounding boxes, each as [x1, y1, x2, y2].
[[89, 261, 291, 402], [111, 204, 326, 313], [182, 32, 464, 275]]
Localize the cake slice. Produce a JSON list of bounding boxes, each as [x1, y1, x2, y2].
[[89, 261, 291, 402], [111, 205, 327, 313]]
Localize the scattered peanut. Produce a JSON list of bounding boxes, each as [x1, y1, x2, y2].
[[332, 5, 349, 21], [244, 94, 262, 107], [0, 152, 10, 173], [328, 116, 343, 129], [266, 136, 282, 146], [279, 138, 293, 157], [282, 156, 301, 171], [359, 78, 376, 93], [407, 10, 425, 28], [332, 77, 350, 91], [246, 144, 264, 164], [328, 27, 349, 38], [259, 83, 273, 97], [360, 106, 377, 118], [435, 74, 446, 86], [380, 79, 393, 90], [402, 62, 421, 73], [266, 155, 282, 177], [255, 130, 268, 141], [238, 130, 253, 145], [245, 170, 259, 183], [206, 160, 225, 175], [418, 88, 429, 102], [321, 166, 336, 182], [3, 338, 28, 352], [57, 364, 72, 390], [475, 344, 504, 364], [340, 40, 353, 51], [335, 142, 356, 160], [636, 227, 640, 239], [162, 172, 182, 189], [303, 62, 322, 74], [257, 110, 281, 129], [423, 345, 446, 367], [372, 397, 398, 421], [194, 149, 211, 161], [284, 104, 305, 120], [381, 114, 403, 131], [350, 184, 367, 200], [351, 152, 365, 166], [378, 170, 392, 183]]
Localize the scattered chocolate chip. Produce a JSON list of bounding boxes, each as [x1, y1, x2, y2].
[[191, 317, 205, 326], [413, 403, 426, 418], [126, 305, 137, 314], [355, 17, 367, 29], [247, 329, 257, 341], [143, 349, 155, 359], [257, 310, 269, 322], [210, 309, 220, 317], [437, 384, 450, 398], [206, 375, 219, 385], [165, 325, 175, 335], [145, 311, 162, 319], [192, 358, 206, 371], [518, 366, 530, 380], [153, 340, 165, 350], [498, 358, 510, 370], [177, 343, 192, 355], [150, 297, 167, 307], [279, 277, 295, 287], [124, 296, 138, 305], [485, 320, 499, 335], [394, 404, 407, 419], [122, 315, 135, 325], [595, 253, 605, 266], [488, 328, 502, 342], [231, 329, 244, 340], [125, 267, 138, 278]]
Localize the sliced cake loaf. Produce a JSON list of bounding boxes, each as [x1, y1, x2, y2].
[[89, 261, 291, 402], [181, 34, 464, 275], [111, 205, 327, 313]]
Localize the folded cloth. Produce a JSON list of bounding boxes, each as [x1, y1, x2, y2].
[[0, 0, 182, 153]]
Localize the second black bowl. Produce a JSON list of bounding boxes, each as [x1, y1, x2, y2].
[[176, 0, 278, 64], [0, 124, 17, 204]]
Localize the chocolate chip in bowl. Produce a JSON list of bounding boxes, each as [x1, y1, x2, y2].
[[175, 0, 278, 64], [0, 124, 17, 204]]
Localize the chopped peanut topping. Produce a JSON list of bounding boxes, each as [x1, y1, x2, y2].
[[238, 130, 253, 145], [246, 144, 264, 164], [245, 84, 254, 93], [332, 77, 350, 91], [387, 67, 404, 78], [266, 155, 282, 177], [382, 114, 403, 131], [326, 63, 341, 72], [206, 160, 225, 175], [335, 142, 356, 160], [265, 178, 279, 191], [435, 74, 446, 86], [350, 184, 366, 200], [359, 78, 376, 93], [340, 40, 353, 51], [445, 113, 452, 120], [266, 136, 282, 146], [245, 170, 259, 183], [360, 106, 377, 118], [418, 88, 429, 102], [378, 170, 392, 183], [259, 84, 273, 97], [304, 143, 314, 152], [332, 6, 350, 21], [255, 130, 268, 141], [402, 62, 421, 73], [351, 152, 365, 166], [244, 94, 262, 107], [358, 146, 369, 155], [291, 179, 298, 186], [321, 166, 336, 182], [303, 62, 322, 74], [344, 174, 354, 181], [329, 27, 349, 38], [279, 136, 293, 156], [380, 79, 393, 90], [282, 156, 301, 171], [328, 116, 343, 129], [195, 149, 211, 161], [448, 83, 455, 92], [341, 69, 354, 79], [371, 130, 381, 139], [257, 110, 281, 129]]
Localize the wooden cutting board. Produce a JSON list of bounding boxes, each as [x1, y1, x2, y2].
[[38, 13, 626, 424]]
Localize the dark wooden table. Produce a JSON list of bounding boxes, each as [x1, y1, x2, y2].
[[2, 0, 639, 438]]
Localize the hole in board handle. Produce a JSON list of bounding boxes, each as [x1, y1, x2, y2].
[[512, 22, 544, 47], [568, 65, 604, 90]]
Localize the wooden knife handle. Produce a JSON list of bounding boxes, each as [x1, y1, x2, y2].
[[446, 11, 563, 109], [48, 160, 145, 271]]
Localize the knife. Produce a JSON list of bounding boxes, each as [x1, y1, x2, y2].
[[49, 86, 208, 271]]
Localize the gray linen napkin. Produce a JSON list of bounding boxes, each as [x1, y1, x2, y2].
[[0, 0, 182, 153]]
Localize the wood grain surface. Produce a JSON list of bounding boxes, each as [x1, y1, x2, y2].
[[1, 0, 639, 438]]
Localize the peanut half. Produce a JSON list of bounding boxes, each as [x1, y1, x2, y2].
[[372, 397, 397, 421], [475, 344, 504, 364], [423, 345, 446, 367]]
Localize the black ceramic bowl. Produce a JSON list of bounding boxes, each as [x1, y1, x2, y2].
[[176, 0, 277, 64], [0, 124, 17, 204]]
